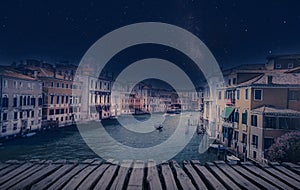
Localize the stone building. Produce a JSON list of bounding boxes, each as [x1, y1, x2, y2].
[[0, 67, 43, 138], [211, 55, 300, 162]]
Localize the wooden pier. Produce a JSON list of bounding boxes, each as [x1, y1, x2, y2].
[[0, 159, 299, 190]]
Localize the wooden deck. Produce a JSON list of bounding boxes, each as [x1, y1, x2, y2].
[[0, 159, 299, 190]]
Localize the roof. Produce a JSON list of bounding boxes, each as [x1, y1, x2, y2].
[[23, 66, 65, 79], [238, 71, 300, 87], [252, 106, 300, 116], [0, 67, 35, 80], [223, 63, 266, 75]]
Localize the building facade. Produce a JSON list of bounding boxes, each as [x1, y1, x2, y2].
[[0, 68, 43, 138]]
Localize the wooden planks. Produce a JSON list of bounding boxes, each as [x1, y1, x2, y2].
[[161, 161, 178, 190], [231, 164, 279, 190], [0, 159, 299, 190], [183, 161, 208, 190], [146, 160, 163, 190], [61, 163, 99, 190], [214, 161, 260, 190], [8, 163, 62, 189], [31, 164, 76, 190], [47, 163, 89, 190], [192, 160, 225, 190], [93, 160, 119, 190], [258, 163, 300, 189], [110, 160, 133, 190], [77, 161, 110, 190], [205, 162, 241, 190], [127, 160, 145, 190], [171, 160, 196, 190], [241, 162, 293, 190], [0, 163, 46, 189]]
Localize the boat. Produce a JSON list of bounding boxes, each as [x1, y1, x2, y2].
[[154, 124, 163, 130], [166, 104, 181, 114], [22, 132, 37, 138]]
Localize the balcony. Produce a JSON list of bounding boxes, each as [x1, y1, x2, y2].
[[242, 124, 247, 132], [223, 121, 234, 128]]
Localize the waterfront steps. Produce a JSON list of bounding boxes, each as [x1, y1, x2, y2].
[[0, 159, 299, 189]]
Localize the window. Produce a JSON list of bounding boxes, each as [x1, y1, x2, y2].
[[13, 96, 17, 107], [62, 83, 64, 88], [13, 124, 17, 130], [228, 79, 231, 86], [66, 84, 69, 88], [252, 135, 258, 148], [20, 96, 23, 106], [31, 97, 36, 106], [242, 133, 247, 144], [14, 112, 18, 120], [66, 96, 69, 104], [288, 63, 294, 69], [55, 109, 60, 114], [251, 115, 258, 126], [49, 109, 54, 115], [27, 110, 30, 117], [242, 111, 247, 125], [56, 95, 60, 104], [275, 63, 281, 69], [234, 112, 239, 122], [245, 89, 249, 100], [237, 90, 240, 100], [234, 131, 239, 140], [51, 82, 54, 87], [2, 96, 8, 108], [288, 90, 298, 100], [31, 111, 34, 117], [218, 91, 222, 100], [254, 89, 262, 100], [56, 82, 60, 88], [264, 117, 276, 129], [19, 112, 23, 119], [3, 80, 8, 88], [61, 109, 65, 114], [61, 96, 64, 104], [233, 78, 237, 85], [50, 95, 54, 104], [38, 97, 43, 106], [13, 81, 17, 88], [253, 151, 257, 159]]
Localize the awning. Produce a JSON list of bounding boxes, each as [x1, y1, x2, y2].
[[221, 107, 234, 119]]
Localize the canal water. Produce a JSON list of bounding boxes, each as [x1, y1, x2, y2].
[[0, 113, 219, 163]]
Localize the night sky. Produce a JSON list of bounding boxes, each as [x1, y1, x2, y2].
[[1, 0, 300, 69]]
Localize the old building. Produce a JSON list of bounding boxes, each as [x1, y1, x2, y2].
[[0, 67, 43, 138], [19, 65, 82, 127], [212, 55, 300, 162]]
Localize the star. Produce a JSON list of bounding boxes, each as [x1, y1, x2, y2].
[[244, 28, 248, 32], [268, 50, 272, 54], [283, 20, 287, 24]]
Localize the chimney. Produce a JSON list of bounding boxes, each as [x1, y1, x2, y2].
[[267, 75, 273, 84]]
